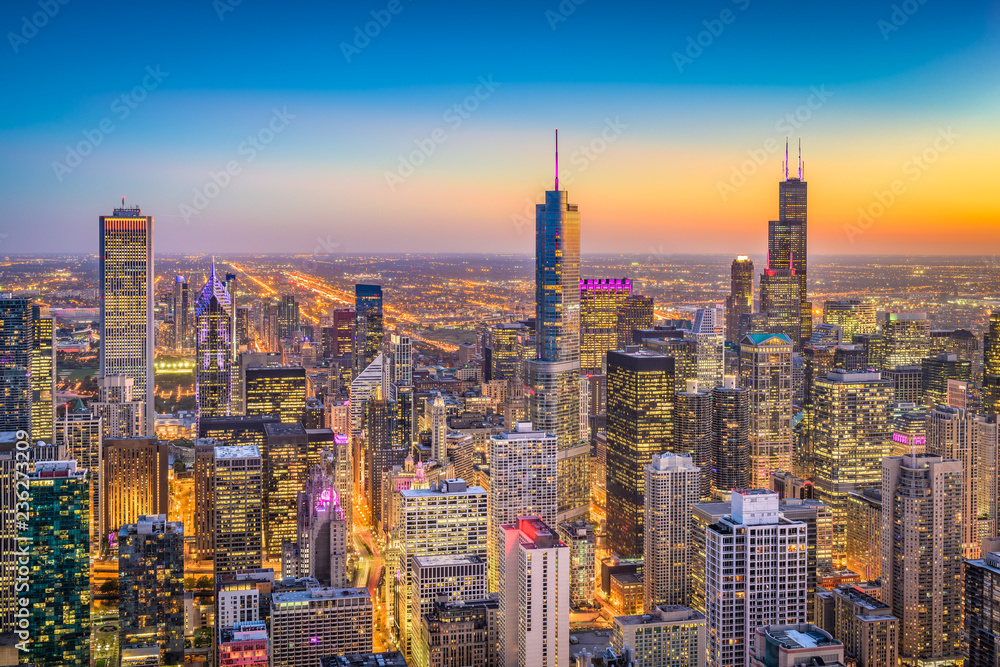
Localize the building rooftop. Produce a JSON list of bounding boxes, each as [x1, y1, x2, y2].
[[263, 421, 308, 437], [412, 554, 484, 568], [272, 587, 370, 605], [400, 481, 484, 498], [614, 605, 705, 626], [319, 652, 408, 667], [214, 444, 261, 459], [765, 625, 840, 650]]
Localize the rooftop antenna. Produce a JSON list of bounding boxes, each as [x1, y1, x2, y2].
[[798, 138, 803, 180], [555, 128, 559, 191], [784, 138, 789, 181], [122, 196, 125, 207]]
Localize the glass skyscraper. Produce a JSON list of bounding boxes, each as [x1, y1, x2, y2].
[[30, 304, 55, 443], [580, 278, 631, 375], [195, 263, 235, 427], [0, 296, 32, 434], [527, 183, 590, 520], [725, 256, 754, 343], [99, 204, 155, 434], [354, 284, 383, 380]]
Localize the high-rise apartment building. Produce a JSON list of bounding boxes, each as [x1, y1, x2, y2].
[[925, 405, 985, 558], [706, 490, 808, 667], [644, 453, 700, 612], [844, 488, 883, 581], [812, 370, 893, 568], [883, 313, 931, 369], [389, 332, 412, 387], [726, 256, 754, 343], [55, 404, 103, 552], [172, 275, 187, 350], [194, 440, 215, 560], [118, 514, 185, 665], [99, 204, 155, 433], [270, 587, 373, 666], [965, 547, 1000, 667], [739, 334, 794, 488], [674, 379, 712, 498], [830, 585, 898, 667], [30, 304, 55, 442], [606, 348, 674, 557], [555, 520, 596, 607], [354, 284, 384, 379], [194, 264, 235, 426], [612, 605, 707, 667], [712, 376, 750, 492], [214, 445, 264, 576], [91, 374, 144, 439], [0, 297, 32, 434], [499, 516, 570, 667], [527, 175, 589, 521], [580, 278, 632, 375], [689, 500, 732, 616], [488, 422, 557, 590], [881, 454, 963, 667], [244, 365, 306, 424], [983, 310, 1000, 414], [101, 437, 169, 543], [824, 301, 876, 344]]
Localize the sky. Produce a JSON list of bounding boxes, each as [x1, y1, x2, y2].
[[1, 0, 999, 257]]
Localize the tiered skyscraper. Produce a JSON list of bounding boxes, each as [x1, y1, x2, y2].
[[527, 138, 589, 520], [354, 284, 384, 379], [195, 262, 235, 426], [99, 203, 155, 434], [767, 140, 809, 348]]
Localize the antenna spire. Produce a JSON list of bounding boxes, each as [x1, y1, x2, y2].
[[784, 138, 789, 181], [798, 138, 803, 180], [555, 128, 559, 191], [122, 196, 125, 207]]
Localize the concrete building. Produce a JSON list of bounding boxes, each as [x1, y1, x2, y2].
[[644, 453, 700, 612], [830, 585, 898, 667], [611, 604, 706, 667], [749, 624, 846, 667], [270, 587, 373, 666]]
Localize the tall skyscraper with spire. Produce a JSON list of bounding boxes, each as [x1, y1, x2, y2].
[[527, 130, 590, 521], [195, 262, 235, 426], [764, 140, 810, 348], [100, 202, 155, 434]]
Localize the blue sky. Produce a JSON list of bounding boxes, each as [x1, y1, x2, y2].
[[1, 0, 998, 255]]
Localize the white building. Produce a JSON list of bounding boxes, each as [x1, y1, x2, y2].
[[270, 587, 372, 666], [409, 554, 488, 667], [489, 422, 558, 590], [500, 516, 570, 667], [644, 453, 701, 612], [430, 394, 448, 463], [706, 489, 808, 667]]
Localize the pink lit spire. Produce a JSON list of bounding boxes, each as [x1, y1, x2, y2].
[[555, 128, 559, 191]]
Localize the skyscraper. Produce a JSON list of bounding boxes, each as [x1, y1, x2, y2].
[[726, 256, 754, 343], [389, 332, 413, 388], [214, 444, 264, 576], [925, 405, 982, 558], [965, 547, 1000, 667], [739, 334, 794, 488], [0, 296, 32, 434], [983, 310, 1000, 414], [99, 203, 155, 434], [488, 422, 558, 590], [56, 403, 103, 552], [883, 312, 931, 369], [706, 490, 808, 667], [276, 294, 299, 341], [921, 353, 971, 408], [20, 460, 91, 667], [262, 421, 309, 561], [606, 348, 674, 557], [644, 453, 700, 612], [616, 294, 655, 348], [760, 259, 801, 349], [30, 304, 55, 442], [91, 375, 145, 439], [195, 263, 235, 426], [244, 365, 306, 423], [118, 514, 185, 665], [823, 300, 876, 344], [354, 284, 384, 379], [527, 160, 589, 521], [172, 275, 186, 350], [101, 438, 169, 544], [673, 380, 712, 498], [711, 376, 750, 492], [770, 142, 809, 348], [329, 307, 356, 359], [881, 454, 964, 667], [270, 588, 373, 666], [489, 322, 530, 382], [690, 306, 726, 391], [580, 278, 632, 375], [812, 369, 893, 568]]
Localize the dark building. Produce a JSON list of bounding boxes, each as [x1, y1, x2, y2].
[[276, 294, 299, 341], [605, 348, 674, 558], [673, 380, 712, 498], [354, 285, 384, 380], [921, 353, 971, 407], [616, 295, 654, 350], [726, 257, 754, 343], [966, 548, 1000, 667], [711, 378, 750, 492], [263, 421, 309, 561], [244, 366, 306, 424]]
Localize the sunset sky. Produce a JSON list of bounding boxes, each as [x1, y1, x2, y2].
[[2, 0, 999, 256]]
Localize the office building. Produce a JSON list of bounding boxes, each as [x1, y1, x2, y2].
[[645, 337, 699, 394], [20, 461, 91, 667], [288, 466, 348, 586], [275, 293, 299, 341], [389, 480, 488, 659], [830, 585, 898, 667], [244, 365, 306, 424], [644, 453, 700, 611], [811, 370, 893, 568], [355, 284, 384, 379], [780, 497, 833, 622], [194, 441, 215, 560], [712, 376, 750, 492], [555, 520, 596, 607], [263, 421, 309, 561], [706, 490, 808, 667], [882, 366, 923, 404], [499, 516, 570, 667], [883, 313, 930, 369], [580, 278, 632, 375], [409, 555, 488, 667], [965, 548, 1000, 667], [844, 488, 882, 580], [91, 374, 144, 439], [101, 437, 169, 543], [612, 605, 706, 667], [0, 296, 31, 434], [823, 301, 876, 344], [194, 263, 235, 425], [726, 256, 755, 343], [271, 587, 373, 666], [881, 454, 963, 667], [172, 275, 188, 350], [218, 620, 269, 666], [55, 403, 103, 552], [30, 304, 55, 442], [214, 445, 264, 576], [984, 310, 1000, 415], [690, 306, 726, 390], [420, 597, 500, 667], [674, 380, 712, 498], [616, 294, 654, 348], [739, 334, 794, 488], [99, 204, 155, 434], [327, 308, 356, 359], [749, 624, 846, 667], [606, 348, 674, 557], [234, 351, 281, 414], [488, 422, 557, 590], [760, 260, 802, 349], [921, 354, 971, 408], [118, 515, 184, 665], [490, 322, 530, 382]]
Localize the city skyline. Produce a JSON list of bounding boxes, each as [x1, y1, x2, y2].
[[2, 2, 999, 256]]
